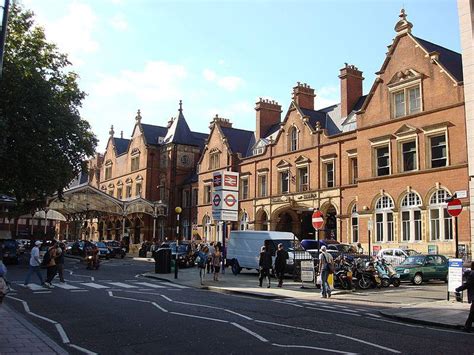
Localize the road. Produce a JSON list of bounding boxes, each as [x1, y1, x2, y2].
[[4, 257, 474, 354]]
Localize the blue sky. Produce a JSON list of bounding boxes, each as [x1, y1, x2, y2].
[[21, 0, 461, 150]]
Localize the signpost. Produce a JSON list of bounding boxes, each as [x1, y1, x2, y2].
[[446, 198, 463, 258], [300, 260, 314, 289], [367, 219, 373, 256], [312, 209, 324, 254], [447, 258, 463, 300]]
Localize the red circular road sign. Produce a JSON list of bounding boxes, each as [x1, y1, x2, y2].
[[312, 210, 324, 230], [224, 193, 237, 207], [447, 198, 463, 217]]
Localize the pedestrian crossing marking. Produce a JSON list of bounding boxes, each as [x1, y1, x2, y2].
[[162, 283, 189, 289], [23, 284, 48, 291], [108, 282, 138, 289], [135, 282, 166, 289], [81, 282, 110, 289], [54, 283, 81, 290]]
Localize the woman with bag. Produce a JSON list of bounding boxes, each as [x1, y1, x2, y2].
[[211, 246, 222, 281], [196, 245, 209, 285], [318, 246, 334, 298]]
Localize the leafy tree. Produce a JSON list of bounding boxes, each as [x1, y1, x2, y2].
[[0, 4, 97, 217]]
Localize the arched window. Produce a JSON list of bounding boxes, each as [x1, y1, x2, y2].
[[400, 192, 422, 242], [261, 211, 269, 231], [203, 215, 211, 241], [240, 212, 249, 231], [351, 204, 359, 243], [375, 195, 394, 243], [429, 189, 452, 241], [289, 126, 298, 152], [182, 219, 189, 240]]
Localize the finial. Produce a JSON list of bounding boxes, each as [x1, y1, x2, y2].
[[395, 8, 412, 34], [179, 100, 183, 113], [135, 109, 142, 123], [109, 125, 114, 136], [120, 131, 123, 139]]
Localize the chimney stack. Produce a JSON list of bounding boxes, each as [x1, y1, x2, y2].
[[255, 98, 282, 140], [339, 63, 364, 118], [209, 114, 233, 130], [292, 82, 315, 110]]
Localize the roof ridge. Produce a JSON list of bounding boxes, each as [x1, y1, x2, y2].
[[221, 126, 254, 134]]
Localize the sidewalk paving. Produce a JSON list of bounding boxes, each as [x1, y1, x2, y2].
[[0, 304, 68, 354], [144, 266, 472, 331]]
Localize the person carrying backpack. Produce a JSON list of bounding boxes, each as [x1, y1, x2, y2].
[[318, 245, 334, 298]]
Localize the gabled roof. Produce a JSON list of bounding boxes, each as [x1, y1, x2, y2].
[[220, 126, 255, 157], [414, 36, 463, 82], [164, 110, 193, 145], [113, 138, 130, 155], [141, 124, 168, 146]]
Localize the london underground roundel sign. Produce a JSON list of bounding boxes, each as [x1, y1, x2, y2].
[[312, 210, 324, 230], [447, 199, 462, 217]]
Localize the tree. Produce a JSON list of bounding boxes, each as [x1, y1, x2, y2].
[[0, 4, 97, 217]]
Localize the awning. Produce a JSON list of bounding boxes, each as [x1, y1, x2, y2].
[[33, 209, 67, 221]]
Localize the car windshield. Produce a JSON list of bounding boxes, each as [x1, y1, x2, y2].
[[405, 249, 420, 256], [401, 256, 425, 266], [272, 240, 294, 251], [95, 242, 106, 248]]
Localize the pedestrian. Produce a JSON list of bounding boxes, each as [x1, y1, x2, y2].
[[0, 258, 9, 304], [56, 243, 65, 283], [318, 245, 334, 298], [207, 242, 215, 274], [196, 245, 209, 285], [456, 261, 474, 332], [24, 241, 45, 287], [356, 242, 364, 254], [212, 246, 222, 281], [258, 245, 272, 288], [44, 241, 59, 288], [274, 243, 289, 287]]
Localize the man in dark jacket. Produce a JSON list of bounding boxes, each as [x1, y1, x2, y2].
[[258, 246, 272, 288], [274, 243, 289, 288], [456, 261, 474, 332]]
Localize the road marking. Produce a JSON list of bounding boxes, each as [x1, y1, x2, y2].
[[151, 302, 168, 313], [272, 299, 303, 307], [366, 313, 382, 318], [81, 282, 110, 289], [169, 311, 228, 323], [307, 307, 361, 317], [162, 283, 189, 289], [161, 295, 173, 302], [255, 320, 331, 335], [231, 322, 268, 342], [33, 291, 52, 294], [135, 282, 166, 289], [55, 323, 70, 343], [24, 284, 48, 291], [336, 334, 400, 353], [69, 344, 98, 355], [54, 283, 81, 290], [225, 309, 253, 320], [108, 282, 138, 288], [272, 343, 355, 354]]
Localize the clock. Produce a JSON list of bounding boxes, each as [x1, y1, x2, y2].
[[180, 154, 190, 166]]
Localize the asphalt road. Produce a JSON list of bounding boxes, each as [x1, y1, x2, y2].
[[3, 257, 474, 354]]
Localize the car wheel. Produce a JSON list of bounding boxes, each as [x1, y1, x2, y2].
[[231, 260, 241, 275], [392, 278, 401, 287], [412, 273, 423, 285]]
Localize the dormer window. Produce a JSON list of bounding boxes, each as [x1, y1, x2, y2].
[[104, 160, 113, 180], [209, 149, 221, 170]]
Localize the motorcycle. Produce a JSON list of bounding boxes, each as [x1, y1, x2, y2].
[[334, 256, 353, 290], [353, 258, 379, 289], [86, 254, 100, 270]]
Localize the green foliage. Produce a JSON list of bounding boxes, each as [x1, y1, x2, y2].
[[0, 4, 97, 216]]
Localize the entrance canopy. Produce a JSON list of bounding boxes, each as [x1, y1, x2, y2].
[[47, 185, 167, 219]]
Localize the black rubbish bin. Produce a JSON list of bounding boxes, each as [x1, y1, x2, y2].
[[154, 248, 172, 274]]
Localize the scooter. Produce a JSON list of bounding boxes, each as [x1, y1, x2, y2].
[[381, 259, 401, 287], [334, 256, 353, 290], [374, 259, 391, 288], [86, 254, 100, 270]]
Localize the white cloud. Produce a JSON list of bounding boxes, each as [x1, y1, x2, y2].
[[109, 13, 128, 31], [92, 61, 187, 103], [205, 101, 253, 120], [315, 85, 339, 109], [202, 68, 244, 92]]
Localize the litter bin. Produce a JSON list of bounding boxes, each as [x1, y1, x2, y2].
[[154, 248, 171, 273]]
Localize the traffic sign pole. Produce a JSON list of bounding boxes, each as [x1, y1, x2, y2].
[[455, 216, 459, 258], [446, 198, 462, 258]]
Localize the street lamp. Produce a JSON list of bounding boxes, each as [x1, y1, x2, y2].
[[174, 206, 182, 279]]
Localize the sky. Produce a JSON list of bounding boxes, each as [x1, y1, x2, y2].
[[18, 0, 462, 151]]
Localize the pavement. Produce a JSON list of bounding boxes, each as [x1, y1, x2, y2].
[[0, 303, 68, 354], [143, 265, 473, 331]]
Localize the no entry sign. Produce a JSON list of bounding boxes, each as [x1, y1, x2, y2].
[[312, 210, 324, 230], [447, 199, 462, 217]]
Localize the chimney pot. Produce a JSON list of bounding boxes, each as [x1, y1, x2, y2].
[[339, 63, 364, 118], [255, 98, 282, 140], [292, 82, 315, 110]]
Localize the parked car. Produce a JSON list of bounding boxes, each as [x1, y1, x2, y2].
[[70, 241, 96, 257], [16, 239, 30, 254], [104, 240, 126, 258], [395, 254, 448, 285], [377, 248, 420, 266], [169, 242, 195, 268], [0, 239, 19, 264], [94, 242, 111, 259]]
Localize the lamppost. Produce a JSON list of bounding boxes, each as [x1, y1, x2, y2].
[[174, 206, 182, 279]]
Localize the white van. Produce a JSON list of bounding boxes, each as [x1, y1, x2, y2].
[[226, 230, 305, 274]]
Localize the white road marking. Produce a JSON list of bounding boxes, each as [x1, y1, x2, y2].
[[319, 305, 360, 314], [55, 323, 70, 343], [162, 283, 189, 289], [169, 311, 228, 323], [336, 334, 400, 354], [24, 284, 47, 291], [272, 343, 355, 354], [81, 282, 110, 289], [33, 291, 52, 294], [135, 282, 166, 289], [231, 322, 268, 342], [54, 283, 81, 290], [161, 295, 173, 302], [272, 299, 303, 307], [307, 307, 361, 317], [151, 302, 168, 313], [255, 320, 331, 335], [108, 282, 138, 288], [225, 309, 253, 320], [366, 313, 382, 318], [69, 344, 98, 355]]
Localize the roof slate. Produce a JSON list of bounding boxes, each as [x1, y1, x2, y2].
[[220, 126, 255, 157], [113, 138, 130, 155], [141, 124, 168, 145], [414, 36, 463, 82]]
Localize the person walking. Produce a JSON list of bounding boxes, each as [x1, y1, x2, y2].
[[207, 242, 215, 274], [258, 246, 272, 288], [56, 243, 65, 283], [456, 261, 474, 332], [44, 241, 59, 288], [196, 245, 209, 285], [318, 245, 334, 298], [24, 241, 45, 287], [211, 246, 222, 281], [274, 243, 289, 287]]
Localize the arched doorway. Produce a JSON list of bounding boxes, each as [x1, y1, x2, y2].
[[255, 209, 269, 231], [106, 221, 113, 240], [323, 205, 337, 241], [300, 212, 314, 240], [133, 217, 141, 244], [276, 212, 294, 233]]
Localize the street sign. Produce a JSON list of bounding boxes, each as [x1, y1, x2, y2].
[[223, 192, 238, 209], [455, 190, 467, 199], [448, 258, 463, 293], [300, 260, 314, 282], [212, 210, 238, 221], [213, 171, 239, 191], [447, 199, 462, 217], [212, 193, 221, 207], [312, 210, 324, 230]]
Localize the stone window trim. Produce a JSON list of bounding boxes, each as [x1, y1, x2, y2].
[[372, 140, 391, 177], [400, 192, 423, 242], [130, 148, 141, 156], [346, 149, 357, 158], [423, 127, 450, 169], [297, 165, 309, 192], [397, 136, 419, 173], [321, 159, 335, 189], [125, 177, 133, 185], [276, 159, 291, 170], [256, 168, 269, 175], [388, 79, 423, 119], [295, 155, 311, 166], [105, 159, 113, 167]]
